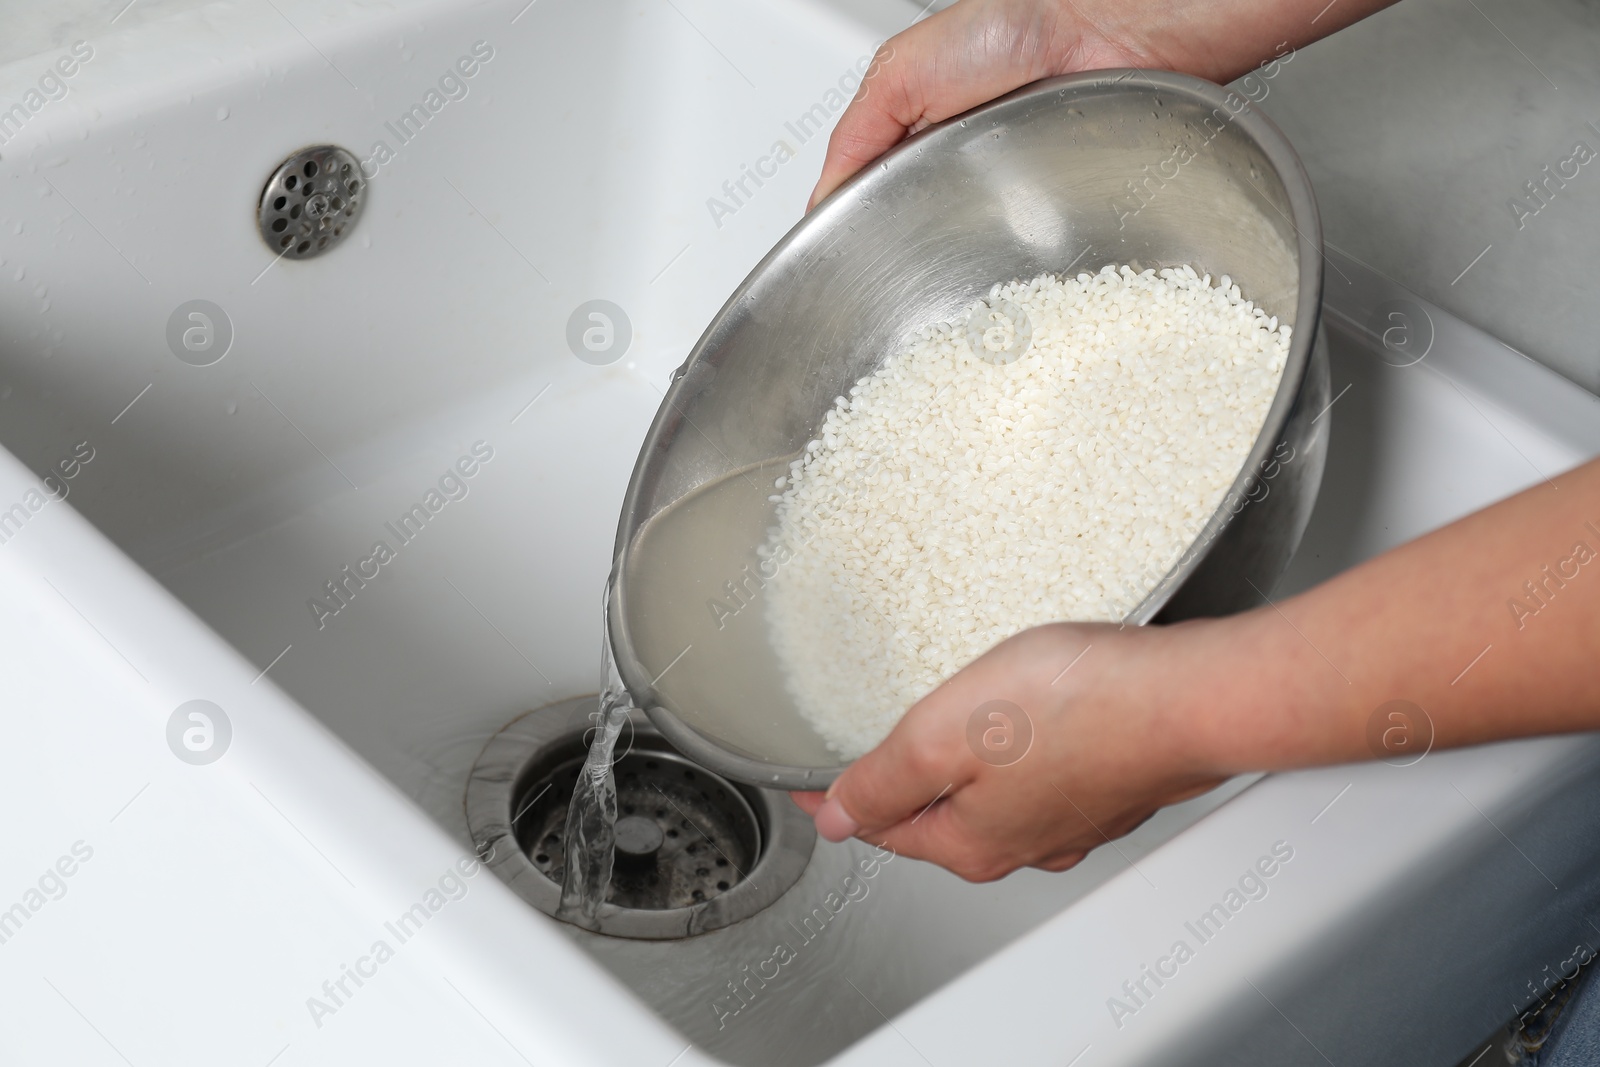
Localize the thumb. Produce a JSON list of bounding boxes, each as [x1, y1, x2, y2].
[[807, 43, 914, 211], [814, 704, 970, 842], [807, 96, 913, 212]]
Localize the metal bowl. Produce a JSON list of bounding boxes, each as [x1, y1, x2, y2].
[[610, 70, 1330, 791]]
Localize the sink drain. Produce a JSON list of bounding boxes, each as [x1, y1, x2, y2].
[[257, 145, 366, 260], [466, 697, 815, 939], [516, 747, 761, 910]]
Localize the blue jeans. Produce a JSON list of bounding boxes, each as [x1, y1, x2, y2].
[[1522, 963, 1600, 1066]]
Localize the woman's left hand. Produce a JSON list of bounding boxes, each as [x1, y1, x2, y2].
[[791, 616, 1251, 881]]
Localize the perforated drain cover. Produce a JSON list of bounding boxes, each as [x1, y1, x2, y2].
[[465, 697, 817, 939], [514, 749, 760, 910], [257, 145, 365, 260]]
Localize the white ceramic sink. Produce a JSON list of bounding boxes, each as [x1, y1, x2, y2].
[[1, 2, 1598, 1064]]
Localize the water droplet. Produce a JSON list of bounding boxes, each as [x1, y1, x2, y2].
[[216, 105, 230, 121], [226, 401, 238, 415]]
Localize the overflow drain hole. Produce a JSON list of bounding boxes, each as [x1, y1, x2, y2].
[[257, 145, 365, 261]]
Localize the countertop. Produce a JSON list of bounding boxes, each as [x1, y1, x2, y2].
[[1250, 0, 1600, 395]]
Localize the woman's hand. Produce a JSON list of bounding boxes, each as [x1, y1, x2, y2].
[[809, 0, 1402, 209], [791, 617, 1250, 881], [792, 459, 1600, 881], [809, 0, 1148, 210]]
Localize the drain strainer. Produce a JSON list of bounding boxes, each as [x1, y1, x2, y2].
[[516, 748, 760, 910], [466, 697, 815, 939], [257, 145, 365, 260]]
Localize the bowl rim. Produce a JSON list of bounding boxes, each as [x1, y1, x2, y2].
[[609, 67, 1326, 791]]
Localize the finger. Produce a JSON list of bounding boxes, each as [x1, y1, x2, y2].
[[864, 781, 1096, 880], [788, 790, 825, 816], [808, 43, 917, 210], [819, 706, 971, 841], [809, 3, 1076, 210], [814, 795, 862, 842], [1032, 849, 1088, 873], [820, 636, 1037, 840], [856, 796, 1018, 882]]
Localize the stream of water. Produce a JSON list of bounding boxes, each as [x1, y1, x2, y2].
[[555, 592, 634, 923]]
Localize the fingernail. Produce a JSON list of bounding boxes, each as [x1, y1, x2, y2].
[[814, 798, 860, 842]]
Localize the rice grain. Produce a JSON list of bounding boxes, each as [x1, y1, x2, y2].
[[763, 265, 1290, 758]]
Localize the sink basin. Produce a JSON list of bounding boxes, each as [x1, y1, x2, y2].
[[1, 1, 1598, 1064]]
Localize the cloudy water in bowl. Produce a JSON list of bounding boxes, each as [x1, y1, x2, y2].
[[559, 461, 851, 923], [619, 462, 840, 770]]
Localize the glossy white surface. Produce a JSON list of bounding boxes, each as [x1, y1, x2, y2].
[[0, 443, 686, 1066], [2, 0, 1599, 1064]]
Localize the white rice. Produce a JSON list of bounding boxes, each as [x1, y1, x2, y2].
[[761, 264, 1290, 759]]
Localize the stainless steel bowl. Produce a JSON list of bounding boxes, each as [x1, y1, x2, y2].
[[611, 70, 1330, 790]]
